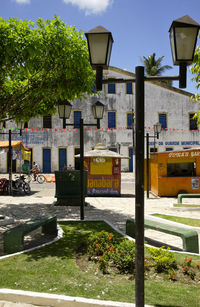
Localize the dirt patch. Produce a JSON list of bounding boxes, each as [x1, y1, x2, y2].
[[23, 230, 56, 250], [75, 243, 92, 271]]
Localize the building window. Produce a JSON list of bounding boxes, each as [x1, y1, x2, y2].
[[43, 115, 52, 128], [166, 147, 173, 151], [167, 162, 196, 177], [73, 111, 82, 129], [108, 111, 116, 129], [189, 113, 198, 130], [150, 147, 158, 153], [126, 83, 133, 94], [108, 83, 116, 94], [24, 122, 28, 129], [159, 113, 167, 130], [127, 112, 134, 129]]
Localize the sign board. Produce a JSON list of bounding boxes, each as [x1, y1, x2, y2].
[[84, 157, 121, 196], [191, 177, 199, 190]]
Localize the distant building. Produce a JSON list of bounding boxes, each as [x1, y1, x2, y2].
[[0, 66, 199, 173]]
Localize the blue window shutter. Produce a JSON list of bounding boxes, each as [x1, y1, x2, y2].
[[166, 147, 173, 151], [74, 111, 81, 129], [159, 114, 167, 129], [108, 83, 116, 94], [126, 83, 132, 94], [108, 112, 116, 128], [127, 113, 133, 129]]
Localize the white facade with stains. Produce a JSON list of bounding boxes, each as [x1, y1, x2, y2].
[[0, 66, 199, 173]]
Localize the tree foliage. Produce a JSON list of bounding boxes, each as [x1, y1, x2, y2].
[[141, 53, 172, 86], [0, 16, 95, 122], [141, 53, 172, 76], [190, 45, 200, 103], [190, 44, 200, 123]]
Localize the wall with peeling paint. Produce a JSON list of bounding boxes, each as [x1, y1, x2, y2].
[[0, 66, 199, 173]]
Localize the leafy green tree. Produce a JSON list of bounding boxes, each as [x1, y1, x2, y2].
[[190, 45, 200, 103], [0, 16, 95, 122], [190, 45, 200, 123], [141, 53, 172, 85]]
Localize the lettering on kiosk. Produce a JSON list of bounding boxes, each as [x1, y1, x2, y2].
[[88, 177, 119, 188], [168, 151, 200, 158]]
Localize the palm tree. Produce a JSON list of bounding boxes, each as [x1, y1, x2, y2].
[[141, 53, 172, 85]]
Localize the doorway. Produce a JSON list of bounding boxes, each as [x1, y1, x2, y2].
[[43, 148, 51, 173], [129, 147, 133, 172], [59, 148, 67, 171]]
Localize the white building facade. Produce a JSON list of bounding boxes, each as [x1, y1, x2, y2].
[[0, 66, 199, 173]]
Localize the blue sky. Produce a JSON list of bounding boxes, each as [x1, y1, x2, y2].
[[1, 0, 200, 94]]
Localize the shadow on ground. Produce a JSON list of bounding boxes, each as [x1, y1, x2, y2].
[[0, 200, 184, 256]]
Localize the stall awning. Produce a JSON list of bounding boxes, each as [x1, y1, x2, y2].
[[75, 143, 129, 159], [0, 141, 30, 151]]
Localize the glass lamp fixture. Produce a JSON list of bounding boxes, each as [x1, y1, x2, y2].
[[58, 100, 72, 120], [16, 120, 24, 130], [169, 15, 200, 65], [154, 122, 162, 139], [169, 15, 200, 88], [85, 26, 113, 69], [92, 101, 104, 119], [85, 26, 114, 91]]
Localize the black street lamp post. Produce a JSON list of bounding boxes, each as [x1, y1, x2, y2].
[[131, 111, 135, 153], [146, 122, 161, 199], [58, 100, 104, 220], [86, 15, 200, 307]]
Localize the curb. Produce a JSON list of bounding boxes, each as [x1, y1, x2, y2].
[[0, 289, 154, 307]]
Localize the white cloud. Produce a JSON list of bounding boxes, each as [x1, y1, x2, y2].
[[15, 0, 31, 3], [63, 0, 113, 15]]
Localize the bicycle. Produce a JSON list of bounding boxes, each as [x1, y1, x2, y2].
[[25, 171, 46, 184]]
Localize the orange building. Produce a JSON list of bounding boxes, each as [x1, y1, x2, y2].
[[149, 148, 200, 196]]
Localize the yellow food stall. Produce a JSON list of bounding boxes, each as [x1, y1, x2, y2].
[[149, 148, 200, 196]]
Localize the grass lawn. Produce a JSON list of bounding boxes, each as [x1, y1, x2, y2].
[[174, 204, 200, 208], [152, 213, 200, 227], [0, 221, 199, 307]]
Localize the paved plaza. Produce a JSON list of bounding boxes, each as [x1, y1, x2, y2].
[[0, 172, 199, 306], [0, 172, 199, 250]]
